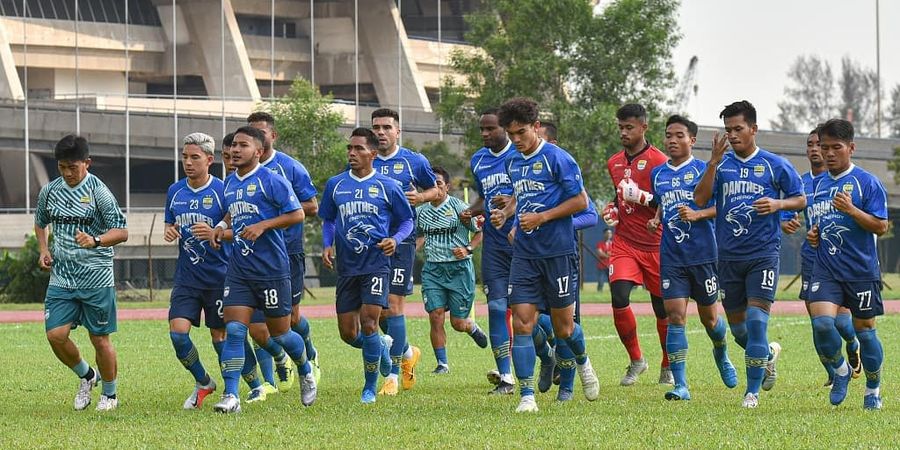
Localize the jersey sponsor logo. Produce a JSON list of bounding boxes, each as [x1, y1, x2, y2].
[[532, 161, 544, 174], [367, 186, 380, 198], [246, 184, 258, 197], [393, 163, 404, 174], [637, 160, 647, 171], [820, 222, 850, 255], [666, 216, 691, 244], [202, 195, 214, 209], [346, 222, 376, 254], [724, 203, 754, 237], [479, 173, 511, 191], [753, 165, 765, 177]]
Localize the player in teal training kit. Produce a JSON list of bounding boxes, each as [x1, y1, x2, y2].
[[36, 134, 129, 412], [415, 166, 489, 374]]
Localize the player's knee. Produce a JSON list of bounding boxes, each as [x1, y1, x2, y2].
[[89, 334, 113, 352], [667, 311, 686, 325], [46, 328, 70, 347], [811, 315, 836, 335], [225, 321, 248, 341], [487, 298, 507, 314], [449, 317, 469, 332], [428, 311, 445, 327], [169, 331, 190, 348], [247, 325, 269, 345], [610, 281, 633, 308], [359, 317, 379, 335]]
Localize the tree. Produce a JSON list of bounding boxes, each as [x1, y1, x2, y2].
[[887, 84, 900, 138], [0, 234, 51, 303], [888, 145, 900, 185], [438, 0, 680, 200], [770, 55, 836, 132], [838, 56, 879, 137]]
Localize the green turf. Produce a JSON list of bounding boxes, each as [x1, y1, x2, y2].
[[1, 314, 895, 448]]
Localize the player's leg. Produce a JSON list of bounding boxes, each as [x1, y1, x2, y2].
[[448, 259, 487, 349], [610, 240, 647, 385], [663, 295, 689, 399], [214, 298, 255, 413], [835, 306, 861, 378], [692, 264, 737, 389], [263, 278, 316, 407], [422, 262, 450, 373], [744, 258, 780, 394], [288, 254, 319, 383], [640, 249, 670, 384], [44, 287, 98, 410], [847, 281, 884, 410], [246, 317, 283, 399], [428, 307, 449, 373], [350, 273, 393, 402], [81, 287, 119, 411], [807, 296, 848, 404], [534, 312, 556, 393], [383, 242, 419, 390], [800, 264, 836, 386], [548, 254, 598, 401]]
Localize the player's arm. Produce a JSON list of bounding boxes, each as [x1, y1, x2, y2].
[[780, 211, 803, 234], [415, 235, 425, 252], [34, 223, 53, 270], [679, 204, 716, 222], [573, 197, 599, 231], [75, 227, 127, 249], [79, 185, 128, 248], [293, 164, 319, 217], [242, 209, 304, 241], [519, 190, 588, 232], [460, 196, 485, 226], [322, 219, 336, 269], [833, 192, 890, 235], [491, 194, 517, 229], [694, 132, 729, 206], [755, 163, 806, 215], [212, 213, 233, 248], [301, 197, 319, 217], [453, 230, 482, 260]]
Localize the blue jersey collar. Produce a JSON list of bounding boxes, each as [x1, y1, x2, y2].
[[260, 150, 279, 166], [377, 145, 401, 160], [829, 163, 855, 180], [349, 169, 376, 182], [521, 139, 547, 160], [733, 146, 760, 163], [666, 155, 695, 171], [234, 162, 262, 181], [490, 140, 512, 158], [186, 174, 214, 193]]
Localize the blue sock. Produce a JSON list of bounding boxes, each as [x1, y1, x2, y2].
[[221, 321, 248, 396], [240, 339, 262, 390], [811, 315, 844, 371], [809, 318, 836, 379], [511, 334, 536, 396], [379, 319, 388, 335], [706, 315, 728, 358], [666, 324, 688, 387], [729, 321, 748, 349], [434, 347, 448, 366], [856, 329, 883, 390], [71, 359, 90, 378], [212, 340, 225, 362], [348, 332, 364, 349], [835, 313, 858, 350], [537, 313, 554, 343], [254, 342, 276, 386], [385, 315, 407, 376], [744, 307, 770, 394], [488, 299, 511, 376], [532, 325, 553, 365], [261, 337, 287, 362], [170, 331, 210, 384], [362, 332, 382, 392], [562, 323, 587, 365], [292, 315, 318, 361], [555, 338, 576, 393], [101, 379, 117, 397], [272, 331, 311, 376]]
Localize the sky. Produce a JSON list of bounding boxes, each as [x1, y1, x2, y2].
[[670, 0, 899, 131]]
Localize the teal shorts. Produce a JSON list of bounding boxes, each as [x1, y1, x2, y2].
[[44, 286, 118, 335], [421, 259, 475, 318]]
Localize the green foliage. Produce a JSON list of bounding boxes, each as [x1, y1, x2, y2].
[[437, 0, 680, 201], [888, 145, 900, 185], [412, 140, 469, 182], [0, 234, 50, 303]]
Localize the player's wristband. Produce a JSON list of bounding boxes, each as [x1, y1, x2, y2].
[[215, 221, 228, 230]]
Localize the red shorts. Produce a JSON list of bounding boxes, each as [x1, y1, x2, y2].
[[608, 238, 661, 297]]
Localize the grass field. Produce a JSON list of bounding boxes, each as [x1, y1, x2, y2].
[[2, 314, 896, 448]]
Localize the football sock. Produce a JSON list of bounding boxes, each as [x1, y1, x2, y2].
[[656, 317, 670, 368], [555, 338, 576, 393], [537, 313, 554, 342], [532, 324, 553, 365], [292, 315, 318, 361], [240, 339, 262, 390], [562, 323, 588, 365], [434, 347, 448, 366], [613, 306, 642, 361], [101, 378, 117, 397], [835, 312, 858, 350], [808, 318, 835, 379], [385, 315, 407, 376], [744, 307, 769, 394], [729, 321, 748, 349], [362, 332, 382, 392], [857, 329, 883, 389], [273, 331, 311, 376], [170, 331, 209, 384], [811, 315, 844, 374], [212, 340, 225, 362], [666, 323, 688, 387], [707, 315, 730, 363], [488, 298, 512, 376], [349, 332, 364, 349], [253, 342, 276, 386], [511, 334, 536, 396], [222, 321, 248, 396], [72, 359, 90, 378]]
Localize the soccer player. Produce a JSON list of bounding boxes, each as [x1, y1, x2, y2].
[[693, 100, 805, 408], [371, 108, 439, 394], [649, 115, 738, 401], [415, 166, 489, 374], [222, 132, 236, 176], [596, 229, 612, 292], [805, 119, 889, 410], [781, 126, 861, 387], [209, 126, 317, 413], [248, 111, 320, 387], [320, 127, 414, 404], [500, 98, 599, 412], [35, 134, 128, 411], [462, 108, 516, 395], [603, 104, 671, 386]]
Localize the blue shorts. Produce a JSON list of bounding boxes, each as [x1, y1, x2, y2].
[[168, 285, 225, 329], [481, 243, 512, 301], [661, 262, 719, 306], [718, 257, 779, 312], [289, 253, 306, 305], [509, 254, 578, 310], [389, 242, 415, 296], [223, 276, 292, 318], [807, 278, 884, 319], [336, 272, 390, 314], [799, 256, 814, 301]]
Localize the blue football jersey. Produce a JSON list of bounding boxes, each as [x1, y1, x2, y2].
[[712, 148, 803, 261], [165, 176, 231, 289], [808, 164, 887, 281], [652, 156, 717, 266], [320, 170, 414, 276], [373, 146, 436, 242], [262, 150, 318, 255], [507, 141, 584, 259], [779, 171, 821, 264], [470, 141, 516, 252], [223, 164, 301, 280]]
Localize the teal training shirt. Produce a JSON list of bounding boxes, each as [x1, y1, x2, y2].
[[416, 196, 479, 263]]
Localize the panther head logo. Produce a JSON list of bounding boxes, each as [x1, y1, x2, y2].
[[346, 222, 376, 254], [820, 222, 850, 256], [517, 200, 546, 235], [232, 223, 254, 256], [666, 215, 692, 244], [725, 203, 755, 237]]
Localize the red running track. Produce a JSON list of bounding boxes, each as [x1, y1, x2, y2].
[[3, 301, 899, 324]]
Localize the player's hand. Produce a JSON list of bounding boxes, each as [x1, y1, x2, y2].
[[239, 223, 267, 241], [210, 227, 225, 249], [602, 202, 619, 226], [646, 217, 661, 234], [163, 224, 181, 242], [518, 212, 545, 232], [490, 208, 507, 229], [323, 246, 335, 269], [832, 192, 854, 214], [490, 194, 512, 210], [74, 229, 97, 249], [38, 250, 53, 270], [807, 224, 820, 248], [507, 227, 516, 244], [405, 190, 425, 206], [781, 213, 802, 234], [190, 222, 215, 241], [377, 237, 398, 256], [752, 197, 782, 215], [459, 209, 473, 226], [710, 132, 729, 163], [618, 178, 653, 206], [452, 247, 468, 260], [677, 205, 700, 222]]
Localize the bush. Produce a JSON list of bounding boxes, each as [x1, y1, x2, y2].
[[0, 234, 51, 303]]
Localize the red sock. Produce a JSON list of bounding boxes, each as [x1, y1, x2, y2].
[[613, 306, 642, 361], [656, 318, 670, 368]]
